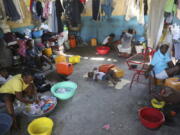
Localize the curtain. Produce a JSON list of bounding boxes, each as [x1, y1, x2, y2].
[[147, 0, 167, 48]]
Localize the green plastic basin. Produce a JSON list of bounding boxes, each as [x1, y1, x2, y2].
[[51, 81, 77, 100]]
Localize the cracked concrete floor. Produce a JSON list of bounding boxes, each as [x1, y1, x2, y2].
[[10, 46, 180, 135]]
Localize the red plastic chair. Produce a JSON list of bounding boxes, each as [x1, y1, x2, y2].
[[126, 47, 156, 89]]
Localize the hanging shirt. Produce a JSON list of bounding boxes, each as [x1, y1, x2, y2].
[[0, 74, 29, 94], [151, 50, 171, 74]]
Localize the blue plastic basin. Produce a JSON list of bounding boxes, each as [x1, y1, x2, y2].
[[51, 81, 77, 100], [32, 30, 43, 38]]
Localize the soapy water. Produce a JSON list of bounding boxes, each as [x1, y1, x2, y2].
[[56, 87, 73, 94]]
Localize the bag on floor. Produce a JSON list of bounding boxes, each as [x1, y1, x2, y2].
[[99, 64, 115, 73], [111, 67, 125, 78]]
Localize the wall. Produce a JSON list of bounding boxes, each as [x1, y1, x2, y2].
[[80, 0, 147, 42], [80, 16, 148, 42]]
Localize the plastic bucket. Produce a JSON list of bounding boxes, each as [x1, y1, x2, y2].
[[139, 107, 165, 129], [69, 55, 81, 64], [51, 81, 77, 100], [28, 117, 54, 135], [55, 55, 67, 63], [0, 113, 13, 135], [96, 46, 110, 55]]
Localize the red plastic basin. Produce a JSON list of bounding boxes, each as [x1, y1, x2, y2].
[[138, 107, 165, 129], [96, 46, 110, 55]]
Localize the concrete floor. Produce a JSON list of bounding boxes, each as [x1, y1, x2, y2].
[[11, 47, 180, 135]]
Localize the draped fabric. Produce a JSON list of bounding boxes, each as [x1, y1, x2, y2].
[[55, 0, 64, 33], [3, 0, 21, 21], [147, 0, 167, 48]]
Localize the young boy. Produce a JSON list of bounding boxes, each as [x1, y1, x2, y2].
[[88, 67, 118, 85], [102, 33, 115, 48]]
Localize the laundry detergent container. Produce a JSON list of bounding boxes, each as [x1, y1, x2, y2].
[[55, 55, 67, 63], [56, 62, 73, 75], [69, 55, 81, 64], [51, 81, 77, 100], [91, 38, 97, 46], [28, 117, 53, 135]]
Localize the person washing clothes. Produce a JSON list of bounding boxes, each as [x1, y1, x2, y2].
[[0, 71, 38, 128], [0, 68, 12, 86], [145, 44, 180, 79], [26, 39, 53, 70], [115, 29, 135, 57], [102, 33, 115, 49], [87, 67, 118, 85]]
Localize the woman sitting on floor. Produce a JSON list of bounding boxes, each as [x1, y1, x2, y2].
[[115, 29, 136, 58], [145, 44, 180, 80]]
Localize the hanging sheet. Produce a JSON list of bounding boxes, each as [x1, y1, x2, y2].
[[147, 0, 167, 48]]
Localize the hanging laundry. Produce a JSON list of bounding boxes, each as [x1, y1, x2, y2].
[[177, 8, 180, 19], [178, 0, 180, 8], [164, 0, 177, 13], [101, 0, 114, 19], [137, 0, 145, 25], [13, 0, 25, 23], [0, 0, 5, 20], [55, 0, 64, 33], [174, 41, 180, 60], [92, 0, 100, 21], [144, 0, 148, 15], [48, 1, 58, 33], [147, 0, 167, 48], [23, 0, 31, 11], [125, 0, 138, 21], [63, 0, 83, 27], [3, 0, 21, 21], [43, 0, 50, 19], [36, 1, 43, 17]]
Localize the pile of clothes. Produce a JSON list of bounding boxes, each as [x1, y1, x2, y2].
[[24, 96, 56, 116]]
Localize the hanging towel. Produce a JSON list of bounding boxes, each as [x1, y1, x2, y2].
[[92, 0, 100, 21], [174, 41, 180, 60], [3, 0, 21, 21], [125, 0, 138, 21], [13, 0, 24, 22], [55, 0, 64, 33], [164, 0, 177, 13], [177, 8, 180, 19], [36, 1, 43, 17], [101, 0, 114, 19]]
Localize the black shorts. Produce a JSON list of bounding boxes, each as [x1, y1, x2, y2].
[[0, 93, 15, 102]]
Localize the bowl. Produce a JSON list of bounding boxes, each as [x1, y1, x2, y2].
[[138, 107, 165, 129], [32, 30, 43, 38], [51, 81, 77, 100], [151, 98, 165, 109], [96, 46, 110, 55]]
